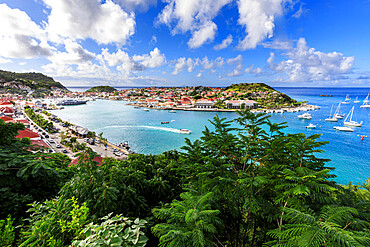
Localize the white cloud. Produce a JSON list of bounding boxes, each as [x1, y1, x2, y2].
[[213, 35, 233, 50], [201, 56, 224, 69], [43, 0, 135, 44], [237, 0, 291, 50], [196, 72, 202, 77], [187, 22, 217, 48], [172, 57, 199, 75], [113, 0, 156, 12], [0, 57, 12, 64], [133, 47, 166, 68], [268, 38, 355, 82], [263, 40, 293, 50], [158, 0, 232, 48], [227, 54, 244, 76], [0, 4, 52, 58], [50, 39, 95, 64]]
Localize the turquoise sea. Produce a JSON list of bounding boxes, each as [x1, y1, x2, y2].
[[54, 87, 370, 185]]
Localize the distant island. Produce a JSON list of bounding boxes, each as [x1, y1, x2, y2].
[[0, 69, 68, 97], [86, 86, 117, 93]]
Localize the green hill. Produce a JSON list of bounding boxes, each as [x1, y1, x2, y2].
[[0, 69, 68, 97], [86, 86, 117, 93], [224, 83, 299, 108]]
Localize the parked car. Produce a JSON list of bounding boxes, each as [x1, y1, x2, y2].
[[49, 139, 55, 143], [45, 135, 49, 138], [56, 144, 61, 148], [62, 149, 68, 153]]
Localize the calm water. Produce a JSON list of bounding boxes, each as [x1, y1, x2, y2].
[[54, 87, 370, 184]]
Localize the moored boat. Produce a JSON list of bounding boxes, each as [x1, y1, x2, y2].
[[343, 106, 362, 127], [298, 112, 312, 119], [334, 126, 354, 132], [169, 110, 176, 113], [325, 105, 338, 122], [305, 123, 316, 129], [342, 94, 351, 104], [161, 121, 169, 124]]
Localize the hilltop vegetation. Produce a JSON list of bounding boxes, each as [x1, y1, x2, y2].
[[0, 69, 68, 97], [86, 85, 117, 93], [225, 83, 299, 108], [1, 111, 369, 246]]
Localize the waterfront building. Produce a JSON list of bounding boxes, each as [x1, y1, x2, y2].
[[225, 100, 258, 109], [194, 100, 215, 109]]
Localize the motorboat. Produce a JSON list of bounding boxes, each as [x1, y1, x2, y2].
[[343, 106, 362, 127], [305, 123, 316, 129], [142, 108, 149, 111], [334, 126, 354, 132], [179, 129, 191, 134], [169, 110, 176, 113], [161, 121, 169, 124], [325, 105, 338, 122], [298, 113, 312, 119]]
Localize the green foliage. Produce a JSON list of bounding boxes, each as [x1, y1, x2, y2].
[[20, 196, 89, 247], [152, 191, 221, 247], [0, 215, 16, 247], [266, 206, 370, 247], [71, 213, 148, 247]]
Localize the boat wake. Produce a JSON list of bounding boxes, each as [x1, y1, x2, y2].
[[96, 125, 183, 134]]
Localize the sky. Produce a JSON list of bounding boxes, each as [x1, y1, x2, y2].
[[0, 0, 369, 88]]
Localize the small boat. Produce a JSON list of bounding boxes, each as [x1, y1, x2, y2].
[[169, 110, 176, 113], [142, 108, 149, 111], [325, 105, 338, 122], [343, 106, 362, 127], [320, 94, 333, 97], [360, 94, 370, 108], [354, 96, 360, 103], [334, 126, 354, 132], [305, 123, 316, 129], [342, 94, 351, 104], [179, 129, 191, 134], [333, 102, 345, 119], [134, 106, 141, 109], [161, 121, 169, 124], [298, 113, 312, 119]]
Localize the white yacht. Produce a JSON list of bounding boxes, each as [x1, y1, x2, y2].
[[169, 110, 176, 113], [334, 126, 354, 132], [354, 96, 360, 103], [342, 94, 351, 104], [360, 94, 370, 108], [142, 108, 149, 112], [305, 123, 316, 129], [333, 102, 345, 119], [298, 112, 312, 120], [325, 105, 338, 122], [343, 106, 362, 127]]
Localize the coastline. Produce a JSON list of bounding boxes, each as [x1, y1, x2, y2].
[[125, 102, 320, 113]]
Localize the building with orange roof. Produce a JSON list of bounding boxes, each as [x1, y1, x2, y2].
[[16, 129, 41, 140]]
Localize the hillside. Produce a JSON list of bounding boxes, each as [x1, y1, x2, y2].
[[0, 69, 68, 97], [86, 85, 117, 93], [224, 83, 299, 108]]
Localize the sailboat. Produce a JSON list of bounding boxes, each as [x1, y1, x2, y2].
[[360, 94, 370, 108], [343, 106, 362, 127], [325, 105, 338, 122], [342, 94, 350, 104], [333, 102, 345, 119], [354, 96, 360, 103]]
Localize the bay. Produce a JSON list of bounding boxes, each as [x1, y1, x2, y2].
[[54, 87, 370, 185]]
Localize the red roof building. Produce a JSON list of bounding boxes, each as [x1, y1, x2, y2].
[[16, 129, 41, 140], [0, 115, 13, 121], [0, 107, 14, 116], [31, 140, 49, 148]]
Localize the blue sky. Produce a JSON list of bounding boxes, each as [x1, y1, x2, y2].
[[0, 0, 369, 87]]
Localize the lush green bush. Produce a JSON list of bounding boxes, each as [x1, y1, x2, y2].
[[0, 215, 16, 247]]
